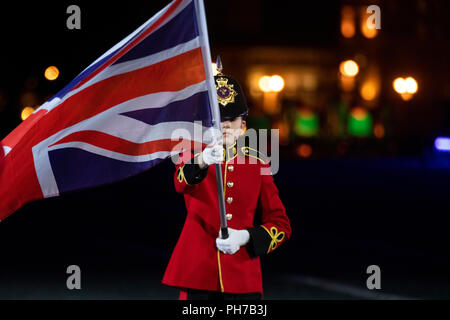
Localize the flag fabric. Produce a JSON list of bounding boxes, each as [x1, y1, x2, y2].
[[0, 0, 219, 220]]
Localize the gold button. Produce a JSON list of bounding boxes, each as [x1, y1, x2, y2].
[[226, 213, 232, 220], [228, 165, 234, 172], [227, 197, 233, 204], [227, 181, 234, 188]]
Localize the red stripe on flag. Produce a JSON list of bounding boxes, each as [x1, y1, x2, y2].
[[47, 48, 204, 136], [49, 130, 207, 156], [0, 47, 205, 220], [5, 48, 205, 151], [1, 109, 48, 151]]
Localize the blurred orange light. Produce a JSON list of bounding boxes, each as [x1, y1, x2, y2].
[[341, 6, 355, 38], [360, 80, 378, 101], [350, 107, 368, 120], [341, 20, 356, 38], [400, 93, 414, 101], [340, 60, 359, 77], [299, 109, 315, 119], [21, 106, 35, 121], [297, 144, 312, 158], [374, 123, 385, 138], [361, 6, 378, 38], [339, 73, 355, 92], [45, 66, 59, 81]]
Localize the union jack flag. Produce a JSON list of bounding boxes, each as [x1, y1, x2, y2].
[[0, 0, 220, 220]]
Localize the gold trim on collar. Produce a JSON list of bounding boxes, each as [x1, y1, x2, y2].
[[223, 141, 238, 162]]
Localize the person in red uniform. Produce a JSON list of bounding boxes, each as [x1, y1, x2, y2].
[[162, 70, 291, 300]]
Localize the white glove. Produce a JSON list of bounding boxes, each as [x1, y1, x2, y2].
[[202, 142, 224, 165], [216, 228, 250, 255]]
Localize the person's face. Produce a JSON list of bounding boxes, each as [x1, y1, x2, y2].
[[220, 116, 246, 146]]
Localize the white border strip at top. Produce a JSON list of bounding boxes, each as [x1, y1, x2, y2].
[[193, 0, 222, 141]]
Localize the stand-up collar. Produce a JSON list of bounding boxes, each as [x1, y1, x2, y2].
[[223, 141, 238, 162]]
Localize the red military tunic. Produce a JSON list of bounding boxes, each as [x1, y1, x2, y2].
[[162, 140, 291, 294]]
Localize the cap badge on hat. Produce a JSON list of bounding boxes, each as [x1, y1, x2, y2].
[[216, 77, 237, 106]]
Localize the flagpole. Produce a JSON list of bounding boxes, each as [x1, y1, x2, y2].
[[194, 0, 229, 239]]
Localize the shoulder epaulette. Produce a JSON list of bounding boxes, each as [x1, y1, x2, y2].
[[240, 146, 268, 164]]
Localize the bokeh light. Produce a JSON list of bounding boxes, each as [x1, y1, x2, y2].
[[341, 6, 355, 38], [21, 106, 35, 121], [393, 77, 407, 94], [405, 77, 418, 94], [349, 107, 372, 136], [269, 75, 285, 92], [361, 6, 378, 38], [295, 109, 319, 137], [393, 77, 418, 100], [258, 76, 272, 92], [258, 75, 285, 93], [45, 66, 59, 81], [374, 123, 385, 138], [360, 79, 379, 101], [297, 144, 312, 158], [434, 137, 450, 152], [339, 60, 359, 77]]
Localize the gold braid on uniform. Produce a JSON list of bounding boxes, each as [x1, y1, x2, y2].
[[240, 146, 267, 164], [261, 226, 285, 254], [177, 164, 189, 184], [177, 153, 209, 185]]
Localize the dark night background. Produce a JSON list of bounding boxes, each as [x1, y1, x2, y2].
[[1, 0, 450, 299]]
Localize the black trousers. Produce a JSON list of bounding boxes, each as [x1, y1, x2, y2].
[[180, 288, 262, 300]]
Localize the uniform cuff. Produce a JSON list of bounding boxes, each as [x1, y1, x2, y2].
[[182, 163, 209, 185], [246, 226, 272, 257]]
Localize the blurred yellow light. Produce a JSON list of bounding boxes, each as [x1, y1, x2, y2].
[[405, 77, 418, 94], [360, 81, 378, 101], [258, 76, 272, 92], [45, 66, 59, 81], [340, 60, 359, 77], [393, 77, 406, 94], [269, 75, 285, 92], [21, 106, 35, 121], [297, 144, 312, 158]]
